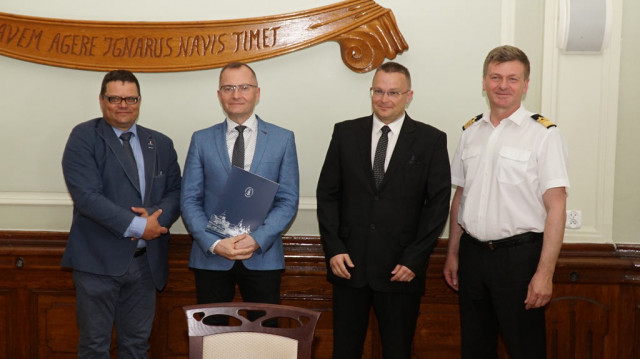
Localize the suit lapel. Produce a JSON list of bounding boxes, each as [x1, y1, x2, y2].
[[138, 125, 156, 205], [250, 116, 268, 173], [381, 116, 417, 187], [356, 116, 377, 190], [96, 119, 142, 196], [215, 121, 232, 173]]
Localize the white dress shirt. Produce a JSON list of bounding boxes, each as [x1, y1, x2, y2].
[[226, 114, 258, 171], [451, 105, 570, 241], [371, 113, 405, 171]]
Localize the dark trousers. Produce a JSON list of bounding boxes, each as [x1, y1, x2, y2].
[[458, 232, 546, 359], [331, 283, 421, 359], [193, 261, 282, 324], [73, 252, 156, 359]]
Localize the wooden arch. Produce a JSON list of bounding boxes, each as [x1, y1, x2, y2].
[[0, 0, 408, 73]]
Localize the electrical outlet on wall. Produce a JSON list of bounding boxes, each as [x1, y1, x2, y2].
[[566, 210, 582, 229]]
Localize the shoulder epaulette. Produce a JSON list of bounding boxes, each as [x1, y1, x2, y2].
[[531, 114, 556, 129], [462, 113, 483, 131]]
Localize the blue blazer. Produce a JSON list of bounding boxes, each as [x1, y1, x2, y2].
[[61, 118, 182, 290], [181, 116, 299, 271]]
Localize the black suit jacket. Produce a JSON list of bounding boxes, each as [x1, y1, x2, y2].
[[316, 114, 451, 293], [61, 118, 182, 290]]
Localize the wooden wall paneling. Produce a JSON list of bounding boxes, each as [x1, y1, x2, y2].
[[546, 291, 611, 358], [35, 290, 78, 358], [0, 289, 12, 359], [417, 252, 462, 358], [152, 293, 194, 359], [551, 247, 639, 359], [632, 285, 640, 359], [414, 301, 461, 358], [3, 232, 640, 359]]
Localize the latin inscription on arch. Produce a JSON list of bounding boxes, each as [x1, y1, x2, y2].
[[0, 0, 408, 73]]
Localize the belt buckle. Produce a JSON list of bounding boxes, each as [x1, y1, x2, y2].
[[488, 241, 494, 250]]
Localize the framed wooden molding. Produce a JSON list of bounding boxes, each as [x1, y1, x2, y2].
[[0, 0, 408, 73]]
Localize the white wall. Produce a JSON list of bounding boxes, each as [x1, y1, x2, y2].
[[0, 0, 634, 244]]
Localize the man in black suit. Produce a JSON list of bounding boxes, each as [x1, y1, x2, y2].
[[316, 62, 451, 358]]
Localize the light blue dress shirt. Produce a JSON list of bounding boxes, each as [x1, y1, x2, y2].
[[112, 125, 147, 247]]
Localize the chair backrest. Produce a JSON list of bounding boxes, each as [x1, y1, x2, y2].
[[183, 302, 321, 359]]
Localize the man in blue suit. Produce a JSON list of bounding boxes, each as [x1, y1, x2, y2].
[[181, 62, 299, 309], [62, 70, 181, 358]]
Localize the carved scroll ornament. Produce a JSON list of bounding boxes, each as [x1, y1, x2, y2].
[[0, 0, 408, 73]]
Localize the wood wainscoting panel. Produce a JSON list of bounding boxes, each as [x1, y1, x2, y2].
[[414, 301, 462, 358], [547, 289, 612, 358], [152, 293, 194, 359], [2, 231, 640, 359], [35, 290, 80, 358], [0, 289, 12, 359]]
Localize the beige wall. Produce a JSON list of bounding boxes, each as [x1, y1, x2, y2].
[[613, 0, 640, 244], [0, 0, 634, 244]]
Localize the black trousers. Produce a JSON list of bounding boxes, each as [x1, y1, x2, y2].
[[193, 261, 282, 325], [331, 283, 421, 359], [458, 232, 546, 359]]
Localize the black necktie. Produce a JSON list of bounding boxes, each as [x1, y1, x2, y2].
[[120, 132, 139, 185], [232, 125, 246, 169], [373, 126, 390, 188]]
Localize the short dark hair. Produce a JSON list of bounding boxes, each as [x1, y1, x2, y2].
[[100, 70, 140, 96], [219, 62, 258, 85], [483, 45, 530, 80], [375, 62, 411, 88]]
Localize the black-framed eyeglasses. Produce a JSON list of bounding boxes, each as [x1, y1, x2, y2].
[[219, 84, 258, 95], [370, 88, 410, 99], [103, 95, 140, 105]]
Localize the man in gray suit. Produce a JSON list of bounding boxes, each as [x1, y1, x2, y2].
[[181, 62, 299, 308], [62, 70, 182, 358]]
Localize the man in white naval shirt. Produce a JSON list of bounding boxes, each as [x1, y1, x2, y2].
[[181, 62, 299, 313], [443, 45, 569, 359]]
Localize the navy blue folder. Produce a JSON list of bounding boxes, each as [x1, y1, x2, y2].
[[206, 166, 279, 238]]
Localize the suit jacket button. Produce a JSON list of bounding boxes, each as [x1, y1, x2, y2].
[[374, 196, 380, 200], [370, 224, 376, 230]]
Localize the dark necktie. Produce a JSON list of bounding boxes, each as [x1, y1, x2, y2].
[[232, 125, 246, 169], [373, 126, 390, 188], [120, 132, 139, 185]]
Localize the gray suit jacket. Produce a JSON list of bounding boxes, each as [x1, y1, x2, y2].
[[61, 118, 181, 290]]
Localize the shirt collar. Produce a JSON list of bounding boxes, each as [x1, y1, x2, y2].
[[111, 123, 138, 138], [226, 114, 257, 134], [372, 112, 405, 135], [506, 105, 528, 126], [484, 104, 527, 127]]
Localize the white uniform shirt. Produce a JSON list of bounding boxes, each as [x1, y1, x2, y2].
[[451, 105, 570, 241]]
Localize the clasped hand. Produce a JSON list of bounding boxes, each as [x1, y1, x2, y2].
[[214, 234, 259, 260], [329, 253, 415, 282], [131, 207, 168, 240]]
